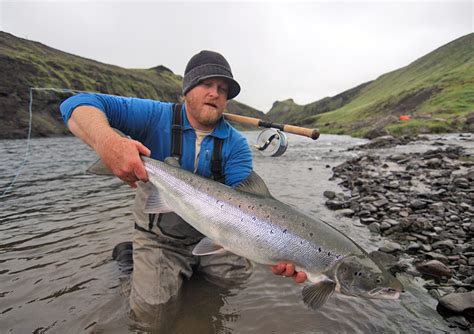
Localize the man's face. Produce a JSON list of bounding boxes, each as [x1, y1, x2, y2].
[[185, 77, 229, 130]]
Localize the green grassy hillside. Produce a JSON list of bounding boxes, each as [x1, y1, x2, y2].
[[268, 33, 474, 137], [0, 32, 264, 139]]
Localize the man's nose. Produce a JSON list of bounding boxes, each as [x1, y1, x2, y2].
[[207, 84, 219, 97]]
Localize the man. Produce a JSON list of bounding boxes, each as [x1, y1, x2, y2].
[[60, 50, 306, 323]]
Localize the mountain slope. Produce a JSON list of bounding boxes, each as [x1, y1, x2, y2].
[[0, 32, 264, 139], [268, 33, 474, 137]]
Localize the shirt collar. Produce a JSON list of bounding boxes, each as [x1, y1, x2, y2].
[[182, 104, 229, 139]]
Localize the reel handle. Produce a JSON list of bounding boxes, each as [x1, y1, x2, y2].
[[223, 113, 320, 140]]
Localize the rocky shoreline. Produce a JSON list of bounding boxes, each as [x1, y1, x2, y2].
[[324, 134, 474, 331]]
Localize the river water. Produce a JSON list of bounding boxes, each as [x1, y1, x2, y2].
[[0, 133, 465, 333]]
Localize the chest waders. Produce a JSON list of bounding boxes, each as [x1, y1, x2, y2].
[[135, 103, 226, 238]]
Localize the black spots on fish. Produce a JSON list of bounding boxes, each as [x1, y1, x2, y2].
[[270, 230, 274, 234], [335, 255, 341, 260], [274, 206, 277, 210], [327, 252, 331, 256], [309, 232, 314, 237], [282, 229, 287, 234], [318, 248, 322, 252], [221, 204, 224, 209], [238, 204, 241, 208], [266, 215, 270, 218], [300, 241, 303, 245], [248, 205, 251, 209], [216, 200, 220, 204], [241, 218, 244, 222], [252, 217, 256, 221], [206, 187, 209, 191], [354, 272, 363, 277], [259, 204, 262, 207]]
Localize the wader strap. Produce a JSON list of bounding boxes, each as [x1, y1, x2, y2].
[[171, 103, 183, 161], [212, 138, 225, 184], [145, 104, 225, 233]]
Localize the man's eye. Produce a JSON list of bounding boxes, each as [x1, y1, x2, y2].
[[219, 87, 228, 94]]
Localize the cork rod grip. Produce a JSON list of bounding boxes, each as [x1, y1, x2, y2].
[[223, 113, 320, 140], [282, 124, 320, 140]]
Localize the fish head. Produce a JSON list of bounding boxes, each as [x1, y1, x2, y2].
[[334, 254, 403, 300]]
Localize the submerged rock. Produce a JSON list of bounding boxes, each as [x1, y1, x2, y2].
[[438, 291, 474, 313]]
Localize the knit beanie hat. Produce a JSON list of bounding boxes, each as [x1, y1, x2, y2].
[[182, 50, 241, 100]]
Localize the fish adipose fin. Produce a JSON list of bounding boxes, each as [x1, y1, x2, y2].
[[143, 189, 173, 213], [302, 278, 336, 310], [192, 237, 227, 256], [236, 171, 273, 198]]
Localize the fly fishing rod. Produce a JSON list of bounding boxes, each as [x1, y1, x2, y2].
[[223, 113, 320, 157], [223, 113, 320, 140]]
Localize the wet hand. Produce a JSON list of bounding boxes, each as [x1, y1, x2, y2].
[[271, 262, 307, 283], [98, 135, 151, 188]]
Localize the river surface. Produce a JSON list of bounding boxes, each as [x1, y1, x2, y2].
[[0, 132, 467, 333]]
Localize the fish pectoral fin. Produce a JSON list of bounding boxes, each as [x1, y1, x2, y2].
[[143, 189, 173, 213], [302, 278, 336, 310], [192, 237, 227, 256]]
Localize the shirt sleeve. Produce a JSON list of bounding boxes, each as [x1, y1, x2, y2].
[[224, 134, 253, 188], [59, 93, 170, 142]]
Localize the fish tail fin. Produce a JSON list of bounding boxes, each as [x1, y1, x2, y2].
[[302, 279, 336, 310]]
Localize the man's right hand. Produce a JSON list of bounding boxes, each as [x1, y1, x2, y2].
[[67, 106, 151, 188], [97, 135, 151, 188]]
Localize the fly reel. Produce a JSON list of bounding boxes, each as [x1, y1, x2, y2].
[[254, 128, 288, 157]]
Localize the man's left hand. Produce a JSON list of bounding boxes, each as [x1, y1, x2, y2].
[[271, 262, 307, 283]]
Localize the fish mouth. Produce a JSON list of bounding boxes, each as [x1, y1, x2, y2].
[[368, 287, 401, 300]]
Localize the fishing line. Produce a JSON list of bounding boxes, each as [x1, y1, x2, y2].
[[0, 87, 95, 199]]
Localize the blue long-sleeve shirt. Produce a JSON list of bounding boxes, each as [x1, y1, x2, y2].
[[60, 93, 252, 187]]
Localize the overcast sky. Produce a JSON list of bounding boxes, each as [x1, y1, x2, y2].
[[1, 0, 472, 112]]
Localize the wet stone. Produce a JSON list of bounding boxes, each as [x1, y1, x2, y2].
[[368, 222, 381, 233], [325, 200, 346, 210], [416, 260, 452, 279], [425, 252, 449, 264], [410, 199, 428, 210], [432, 240, 455, 250], [373, 198, 389, 207], [323, 190, 336, 199], [380, 221, 392, 230], [379, 241, 402, 253], [407, 242, 421, 252], [439, 291, 474, 313]]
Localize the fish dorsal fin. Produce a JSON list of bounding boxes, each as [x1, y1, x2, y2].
[[302, 277, 336, 310], [86, 159, 114, 175], [236, 171, 273, 198], [86, 128, 129, 176], [192, 237, 228, 256], [164, 157, 181, 168]]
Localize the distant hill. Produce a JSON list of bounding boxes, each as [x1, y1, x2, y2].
[[0, 31, 264, 139], [267, 33, 474, 137]]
